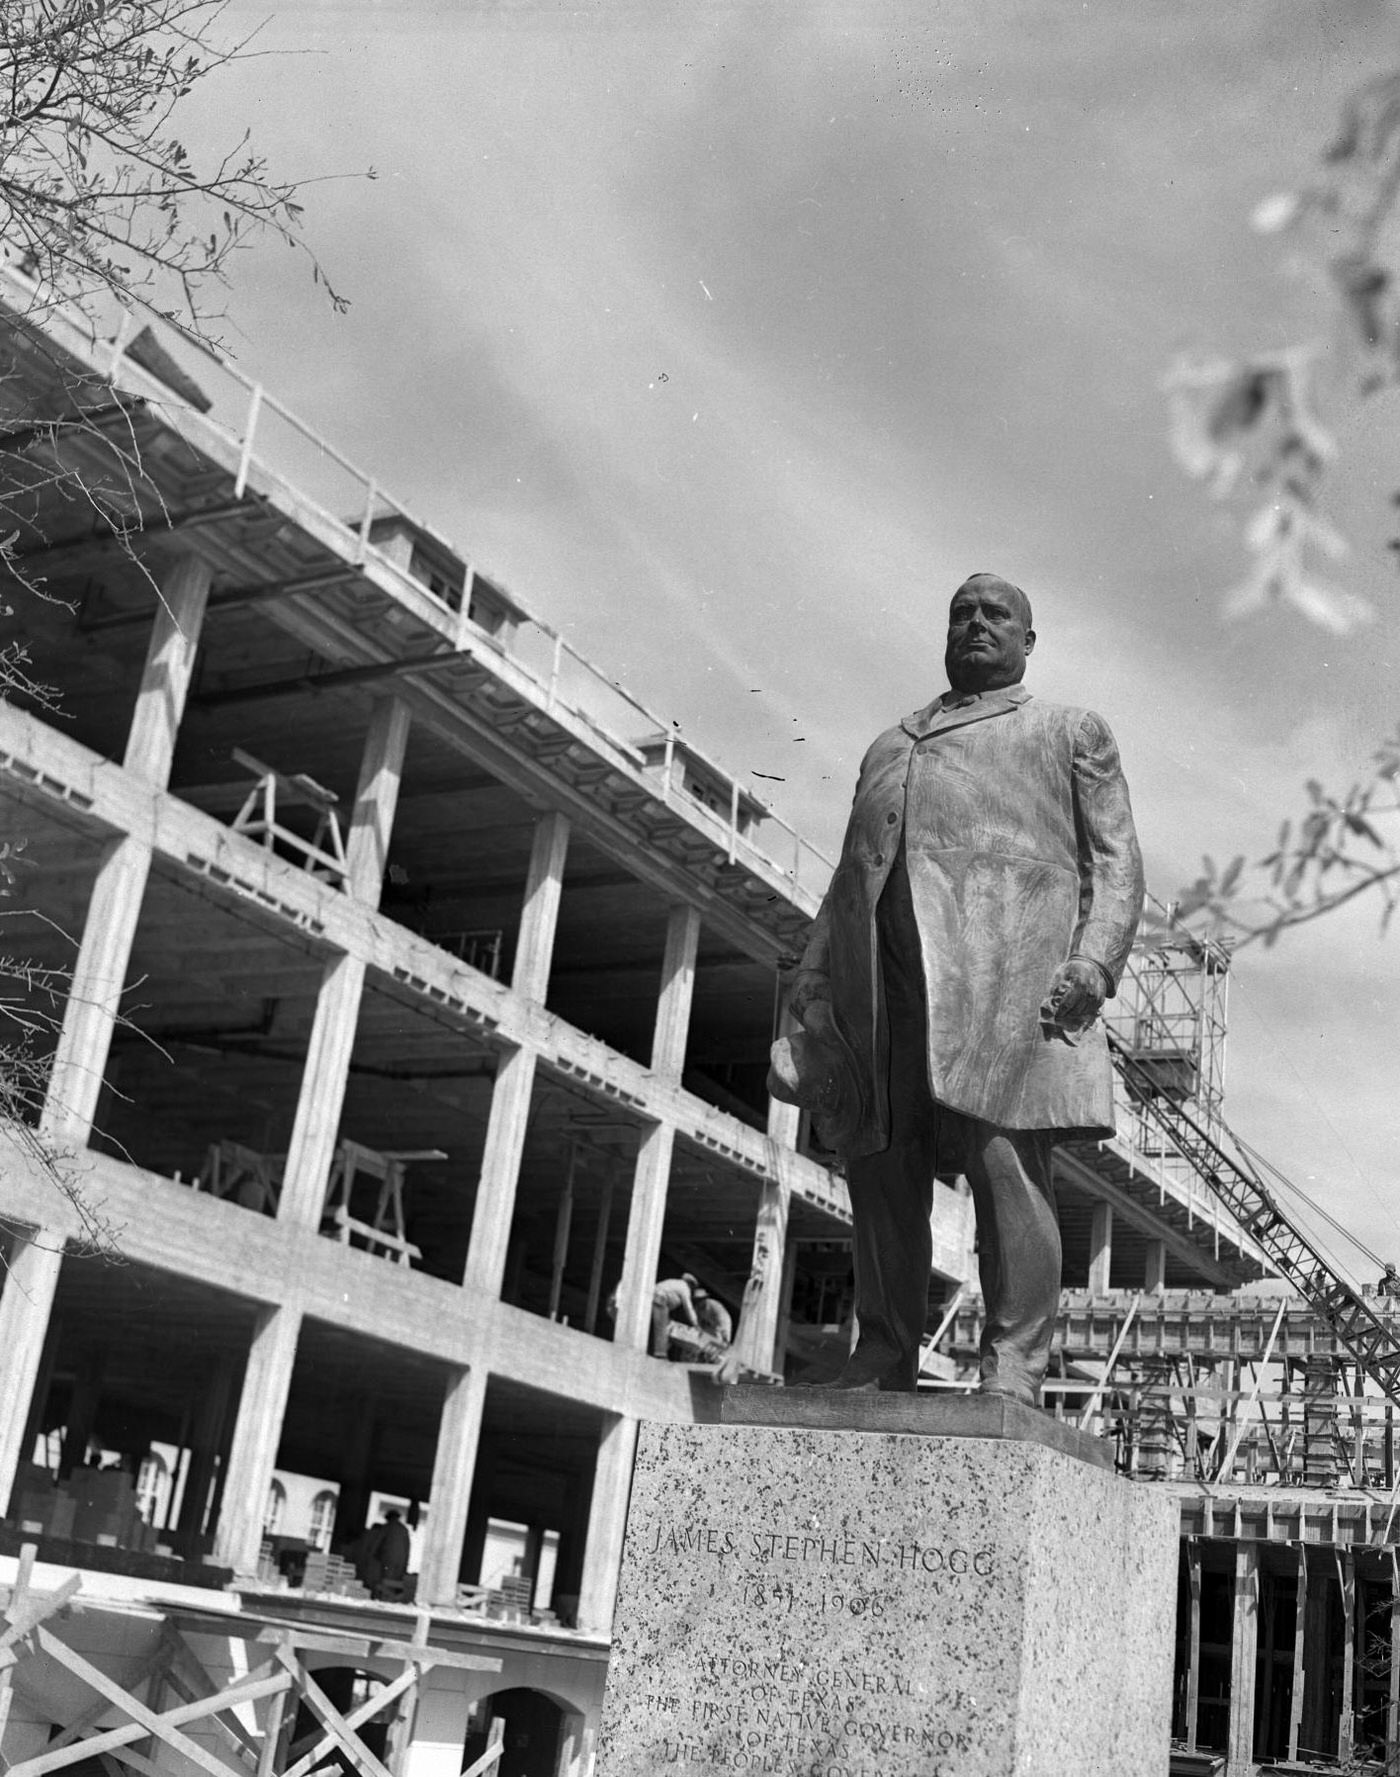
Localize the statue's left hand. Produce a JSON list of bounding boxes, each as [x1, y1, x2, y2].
[[1043, 958, 1108, 1036]]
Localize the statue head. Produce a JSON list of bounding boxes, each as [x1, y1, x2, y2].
[[945, 572, 1035, 694]]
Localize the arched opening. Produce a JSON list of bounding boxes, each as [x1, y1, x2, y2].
[[264, 1479, 286, 1534], [309, 1487, 338, 1550], [135, 1452, 169, 1524], [463, 1688, 569, 1777]]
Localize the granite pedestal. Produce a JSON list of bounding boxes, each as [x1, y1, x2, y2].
[[596, 1390, 1177, 1777]]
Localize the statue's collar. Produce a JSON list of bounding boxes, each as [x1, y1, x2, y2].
[[901, 683, 1031, 740]]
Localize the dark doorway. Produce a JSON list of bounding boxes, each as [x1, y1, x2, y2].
[[463, 1688, 568, 1777]]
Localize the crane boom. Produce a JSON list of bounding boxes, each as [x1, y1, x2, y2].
[[1106, 1032, 1400, 1409]]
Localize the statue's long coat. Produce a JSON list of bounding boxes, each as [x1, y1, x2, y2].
[[797, 686, 1144, 1155]]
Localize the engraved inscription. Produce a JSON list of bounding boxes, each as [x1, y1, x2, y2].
[[618, 1515, 998, 1773], [641, 1519, 996, 1581]]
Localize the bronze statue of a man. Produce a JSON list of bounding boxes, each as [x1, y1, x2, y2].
[[774, 573, 1144, 1403]]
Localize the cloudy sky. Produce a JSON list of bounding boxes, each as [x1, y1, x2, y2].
[[180, 0, 1400, 1280]]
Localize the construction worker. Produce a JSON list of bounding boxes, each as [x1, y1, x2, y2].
[[651, 1273, 700, 1358], [1380, 1263, 1400, 1300], [693, 1287, 734, 1353]]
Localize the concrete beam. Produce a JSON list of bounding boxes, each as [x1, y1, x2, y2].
[[1055, 1148, 1237, 1289], [0, 704, 850, 1224], [0, 1144, 712, 1425]]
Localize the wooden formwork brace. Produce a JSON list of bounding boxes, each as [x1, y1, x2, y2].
[[462, 1715, 505, 1777], [9, 1627, 290, 1777], [1, 1564, 501, 1777]]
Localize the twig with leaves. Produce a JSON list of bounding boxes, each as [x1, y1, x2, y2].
[[1166, 67, 1400, 636], [1176, 724, 1400, 947], [0, 0, 363, 345]]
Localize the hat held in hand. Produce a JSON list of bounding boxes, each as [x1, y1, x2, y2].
[[767, 1003, 861, 1152]]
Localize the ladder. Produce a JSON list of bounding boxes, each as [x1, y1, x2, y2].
[[1106, 1031, 1400, 1410]]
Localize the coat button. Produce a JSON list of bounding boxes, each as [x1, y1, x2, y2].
[[873, 853, 884, 867], [886, 811, 898, 824]]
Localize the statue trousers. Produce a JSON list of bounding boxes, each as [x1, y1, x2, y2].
[[844, 855, 1062, 1400]]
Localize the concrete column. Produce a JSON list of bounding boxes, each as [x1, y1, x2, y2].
[[57, 1347, 106, 1478], [732, 1098, 799, 1377], [40, 835, 152, 1142], [613, 1123, 675, 1353], [213, 1304, 301, 1574], [462, 1046, 536, 1297], [402, 1671, 475, 1777], [1144, 1238, 1167, 1296], [419, 1367, 488, 1607], [577, 1411, 639, 1635], [345, 696, 412, 903], [1225, 1541, 1259, 1777], [0, 1230, 63, 1515], [611, 906, 702, 1352], [649, 904, 701, 1079], [176, 1355, 234, 1535], [512, 812, 570, 1004], [1087, 1200, 1113, 1296], [123, 550, 213, 786], [277, 951, 367, 1228], [460, 814, 570, 1295], [279, 707, 415, 1226]]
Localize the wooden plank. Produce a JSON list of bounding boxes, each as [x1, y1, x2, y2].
[[0, 1574, 85, 1652], [1226, 1542, 1258, 1774], [1184, 1539, 1201, 1752], [274, 1648, 398, 1777], [1287, 1543, 1307, 1760], [256, 1680, 289, 1777], [1338, 1548, 1356, 1763], [462, 1717, 505, 1777], [548, 1144, 577, 1322], [39, 1626, 178, 1755], [163, 1635, 270, 1763], [248, 1629, 497, 1673], [0, 1541, 35, 1741], [1387, 1549, 1400, 1762], [1214, 1300, 1289, 1484], [10, 1637, 288, 1777], [279, 1665, 417, 1777]]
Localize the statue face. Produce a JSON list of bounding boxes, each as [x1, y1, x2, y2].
[[944, 575, 1035, 693]]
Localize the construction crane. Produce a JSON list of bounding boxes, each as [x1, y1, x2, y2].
[[1105, 915, 1400, 1413]]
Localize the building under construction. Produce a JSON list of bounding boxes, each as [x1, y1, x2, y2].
[[0, 277, 1397, 1777]]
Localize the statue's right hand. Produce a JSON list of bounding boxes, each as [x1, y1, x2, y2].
[[789, 971, 831, 1028]]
